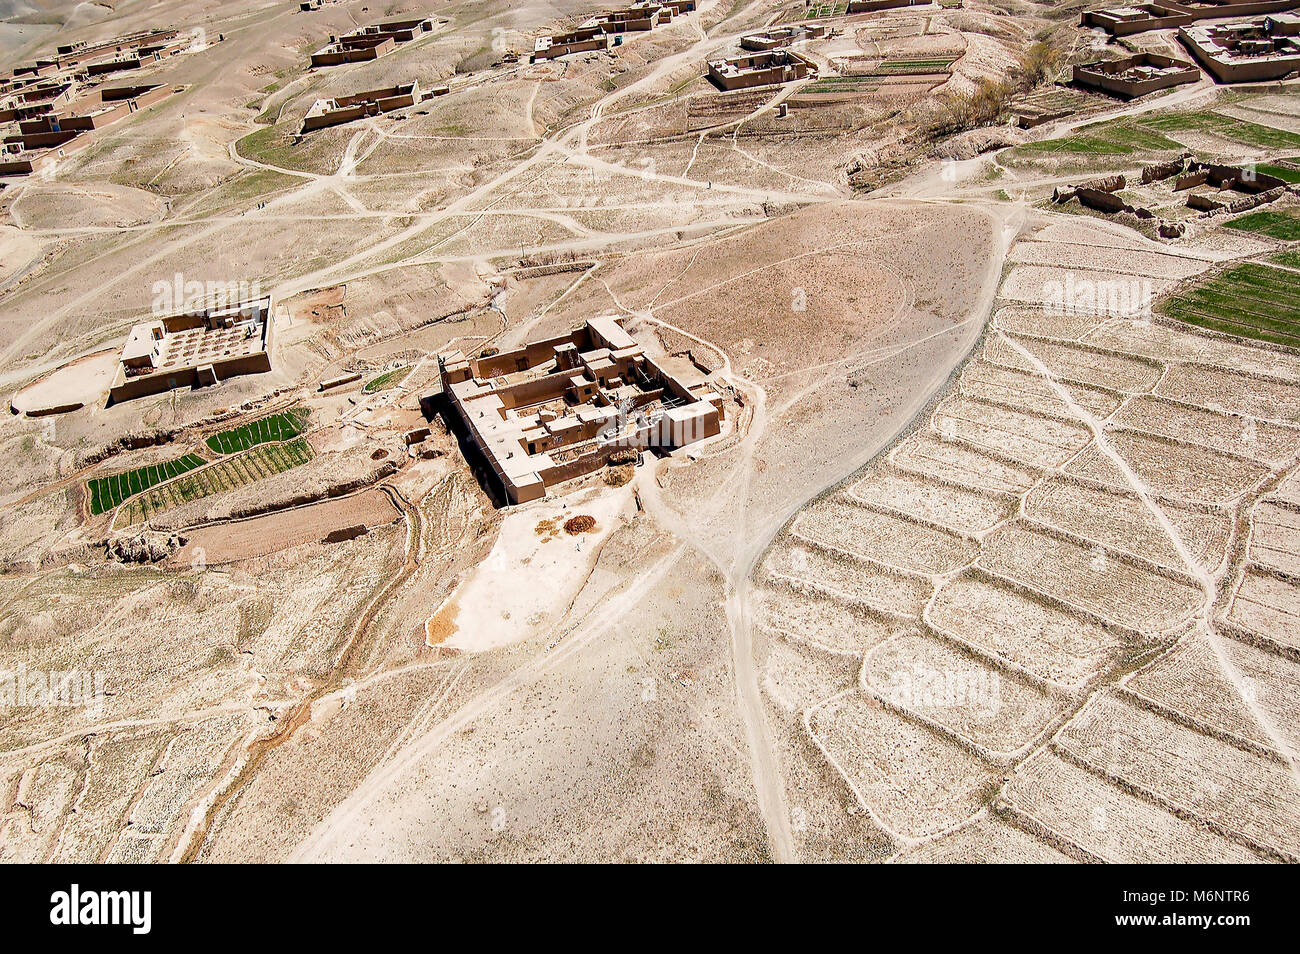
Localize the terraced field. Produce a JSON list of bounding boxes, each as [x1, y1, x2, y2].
[[803, 1, 848, 18], [1020, 110, 1300, 157], [363, 366, 412, 393], [1253, 163, 1300, 185], [1157, 259, 1300, 347], [114, 438, 315, 527], [802, 76, 882, 95], [1223, 208, 1300, 242], [756, 215, 1300, 862], [868, 57, 954, 76], [88, 454, 207, 516]]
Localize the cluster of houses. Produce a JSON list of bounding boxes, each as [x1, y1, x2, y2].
[[309, 17, 438, 67], [1076, 4, 1300, 94], [0, 29, 203, 176], [533, 1, 697, 60]]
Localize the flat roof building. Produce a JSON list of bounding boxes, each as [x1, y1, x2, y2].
[[309, 18, 435, 66], [300, 81, 428, 132], [1, 29, 190, 88], [109, 295, 275, 402], [533, 27, 614, 60], [707, 49, 815, 90], [740, 24, 829, 51], [1180, 15, 1300, 81], [582, 1, 696, 31], [0, 82, 176, 176], [440, 315, 722, 504], [533, 3, 694, 60], [1083, 1, 1300, 36]]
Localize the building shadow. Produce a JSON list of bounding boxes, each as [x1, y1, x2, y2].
[[420, 390, 510, 509]]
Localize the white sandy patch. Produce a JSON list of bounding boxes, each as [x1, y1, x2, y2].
[[1031, 220, 1169, 253], [431, 484, 635, 653], [11, 349, 117, 413], [0, 225, 41, 285]]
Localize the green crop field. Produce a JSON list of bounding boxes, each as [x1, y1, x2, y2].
[[804, 2, 847, 18], [1158, 260, 1300, 348], [88, 454, 206, 516], [1223, 208, 1300, 241], [871, 57, 955, 75], [1021, 110, 1300, 157], [115, 438, 315, 527], [1254, 163, 1300, 184], [206, 407, 309, 454], [363, 366, 412, 393]]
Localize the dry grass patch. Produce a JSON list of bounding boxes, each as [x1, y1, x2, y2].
[[793, 499, 979, 575], [978, 522, 1203, 632], [927, 573, 1126, 689], [1004, 750, 1269, 864], [808, 693, 997, 840]]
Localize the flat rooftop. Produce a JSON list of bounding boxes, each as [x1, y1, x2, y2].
[[119, 296, 272, 380], [1181, 16, 1300, 67], [439, 315, 722, 503]]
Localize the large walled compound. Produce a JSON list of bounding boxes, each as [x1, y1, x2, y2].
[[1179, 13, 1300, 80], [533, 2, 696, 61], [707, 48, 816, 90], [439, 316, 723, 504], [1071, 51, 1200, 96], [109, 295, 275, 403], [1083, 1, 1300, 35], [300, 81, 442, 133], [310, 17, 436, 67]]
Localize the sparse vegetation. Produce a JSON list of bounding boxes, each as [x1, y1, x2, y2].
[[1223, 208, 1300, 241], [940, 78, 1015, 132], [563, 514, 596, 534], [236, 125, 299, 167], [1023, 110, 1300, 156], [1016, 41, 1063, 87], [1254, 163, 1300, 184], [363, 367, 412, 393]]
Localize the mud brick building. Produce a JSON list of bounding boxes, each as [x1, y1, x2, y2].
[[439, 316, 722, 503], [109, 296, 275, 402], [1072, 51, 1200, 96]]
